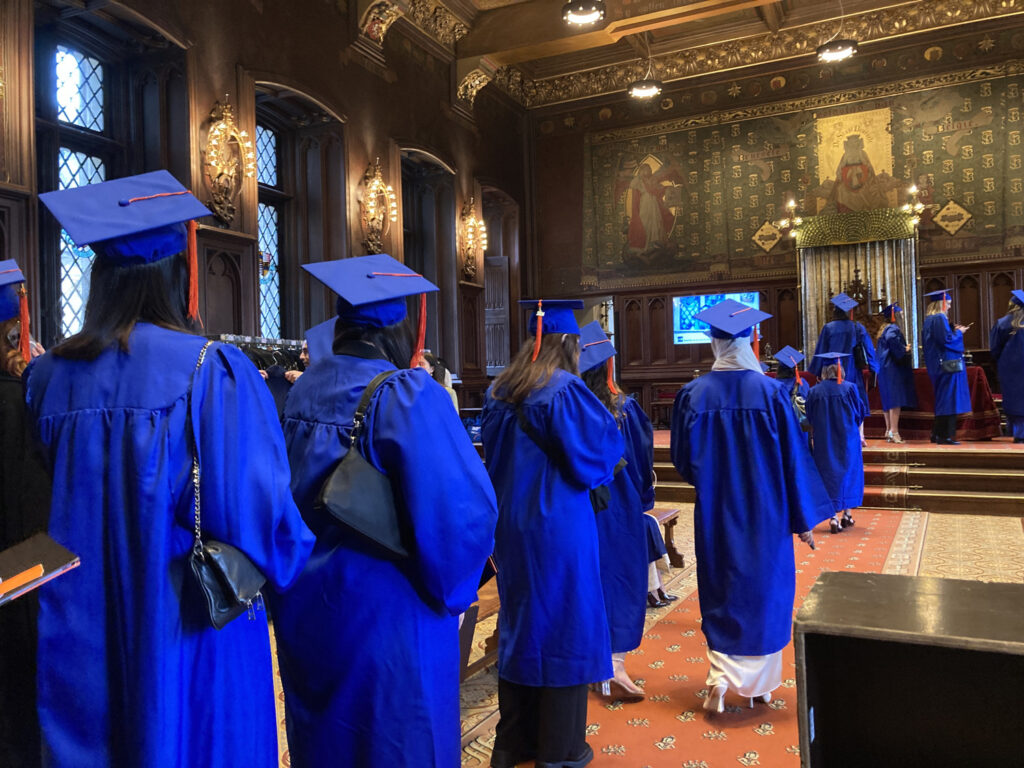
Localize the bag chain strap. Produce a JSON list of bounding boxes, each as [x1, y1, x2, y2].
[[188, 341, 215, 558]]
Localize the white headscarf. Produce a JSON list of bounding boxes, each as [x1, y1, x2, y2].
[[711, 334, 764, 373]]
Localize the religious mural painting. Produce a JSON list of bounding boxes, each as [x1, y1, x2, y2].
[[582, 68, 1024, 291]]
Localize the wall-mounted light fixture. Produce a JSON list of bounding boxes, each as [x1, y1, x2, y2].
[[460, 197, 487, 282], [360, 157, 398, 255], [202, 100, 255, 226], [562, 0, 605, 26]]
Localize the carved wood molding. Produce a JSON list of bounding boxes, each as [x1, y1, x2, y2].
[[492, 0, 1024, 107]]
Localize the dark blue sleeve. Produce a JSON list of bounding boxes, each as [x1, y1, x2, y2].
[[990, 318, 1009, 363], [808, 326, 830, 377], [858, 323, 879, 371], [364, 370, 498, 615], [669, 386, 693, 484], [546, 377, 625, 490], [192, 344, 315, 592], [621, 398, 656, 511]]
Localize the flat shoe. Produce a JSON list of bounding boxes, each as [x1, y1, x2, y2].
[[657, 588, 679, 602], [536, 743, 594, 768], [647, 593, 668, 608]]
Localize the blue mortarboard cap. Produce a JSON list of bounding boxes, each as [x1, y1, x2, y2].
[[302, 254, 439, 328], [695, 298, 772, 339], [305, 318, 336, 364], [815, 351, 847, 360], [881, 303, 903, 316], [38, 171, 211, 264], [760, 362, 770, 372], [578, 321, 616, 372], [830, 293, 859, 312], [0, 259, 26, 322], [520, 299, 584, 335], [924, 288, 951, 302], [775, 345, 805, 368], [1011, 290, 1024, 308]]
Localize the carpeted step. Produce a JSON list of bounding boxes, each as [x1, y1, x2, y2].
[[861, 447, 1024, 471], [864, 465, 1024, 493], [911, 489, 1024, 516], [654, 479, 695, 504]]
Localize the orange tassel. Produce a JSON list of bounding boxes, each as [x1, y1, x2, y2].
[[531, 300, 544, 363], [18, 286, 30, 362], [837, 359, 844, 385], [752, 326, 760, 361], [794, 363, 801, 386], [606, 357, 618, 395], [187, 219, 201, 326], [409, 293, 427, 369]]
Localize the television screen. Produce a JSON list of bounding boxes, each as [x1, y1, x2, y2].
[[672, 292, 760, 345]]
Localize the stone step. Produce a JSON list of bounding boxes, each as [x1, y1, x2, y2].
[[863, 465, 1024, 493]]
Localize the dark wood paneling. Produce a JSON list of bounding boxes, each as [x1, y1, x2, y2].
[[198, 227, 257, 336]]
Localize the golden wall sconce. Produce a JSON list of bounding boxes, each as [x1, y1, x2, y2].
[[460, 197, 487, 282], [202, 100, 255, 226], [360, 157, 397, 254]]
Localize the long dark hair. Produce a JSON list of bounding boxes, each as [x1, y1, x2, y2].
[[492, 333, 579, 405], [54, 250, 191, 359], [831, 304, 851, 321], [333, 315, 414, 369], [581, 361, 624, 420]]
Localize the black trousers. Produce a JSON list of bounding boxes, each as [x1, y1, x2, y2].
[[491, 678, 588, 767], [932, 413, 958, 442]]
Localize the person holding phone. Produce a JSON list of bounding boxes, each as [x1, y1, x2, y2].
[[875, 304, 917, 443], [990, 290, 1024, 443], [922, 289, 970, 445]]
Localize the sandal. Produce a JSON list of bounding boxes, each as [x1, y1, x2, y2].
[[841, 511, 855, 529], [829, 517, 841, 534]]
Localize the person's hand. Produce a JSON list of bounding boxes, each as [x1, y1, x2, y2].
[[259, 369, 268, 381], [955, 324, 969, 334], [798, 530, 815, 550], [285, 370, 302, 384], [905, 344, 911, 352]]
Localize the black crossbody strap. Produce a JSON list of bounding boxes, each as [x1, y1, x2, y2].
[[350, 370, 398, 448]]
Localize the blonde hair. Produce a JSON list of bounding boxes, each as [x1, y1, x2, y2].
[[1010, 301, 1024, 332], [821, 363, 840, 381], [0, 318, 27, 377], [925, 300, 947, 317]]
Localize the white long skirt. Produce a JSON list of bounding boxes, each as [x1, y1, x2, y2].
[[705, 649, 782, 698]]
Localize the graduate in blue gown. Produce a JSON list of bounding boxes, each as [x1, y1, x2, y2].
[[989, 290, 1024, 443], [922, 288, 971, 445], [482, 301, 624, 768], [808, 292, 878, 444], [774, 344, 811, 442], [271, 254, 497, 768], [578, 321, 652, 702], [670, 300, 832, 713], [30, 172, 315, 768], [805, 352, 870, 534], [875, 303, 917, 443]]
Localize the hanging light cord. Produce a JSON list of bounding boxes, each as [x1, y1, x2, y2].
[[823, 0, 846, 46]]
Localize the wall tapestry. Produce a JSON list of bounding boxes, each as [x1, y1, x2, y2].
[[582, 65, 1024, 290]]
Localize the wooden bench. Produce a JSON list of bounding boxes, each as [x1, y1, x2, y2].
[[651, 506, 685, 569]]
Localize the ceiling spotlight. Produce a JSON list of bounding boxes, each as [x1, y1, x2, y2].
[[628, 78, 663, 99], [817, 39, 858, 63], [562, 0, 605, 26]]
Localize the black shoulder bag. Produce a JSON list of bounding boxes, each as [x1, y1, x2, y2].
[[316, 370, 409, 558], [187, 341, 267, 630]]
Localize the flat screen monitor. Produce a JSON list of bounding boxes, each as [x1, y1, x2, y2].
[[672, 292, 760, 345]]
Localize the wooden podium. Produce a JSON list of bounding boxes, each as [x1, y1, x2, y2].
[[794, 572, 1024, 767]]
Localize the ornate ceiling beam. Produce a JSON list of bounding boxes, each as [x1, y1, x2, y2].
[[756, 1, 789, 33], [458, 0, 781, 66], [491, 0, 1024, 107]]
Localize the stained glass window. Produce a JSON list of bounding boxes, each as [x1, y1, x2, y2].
[[57, 148, 106, 336], [257, 202, 281, 338], [256, 125, 278, 187], [55, 45, 104, 133]]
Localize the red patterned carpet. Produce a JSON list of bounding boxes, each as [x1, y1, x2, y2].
[[583, 508, 902, 767]]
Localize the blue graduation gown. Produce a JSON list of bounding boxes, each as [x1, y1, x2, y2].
[[806, 379, 869, 511], [923, 314, 971, 416], [24, 324, 314, 768], [876, 324, 918, 410], [777, 374, 811, 448], [597, 396, 654, 654], [272, 355, 497, 768], [990, 315, 1024, 417], [670, 371, 833, 657], [481, 369, 624, 686], [808, 319, 877, 410]]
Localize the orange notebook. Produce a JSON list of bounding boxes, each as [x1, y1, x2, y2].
[[0, 533, 80, 607]]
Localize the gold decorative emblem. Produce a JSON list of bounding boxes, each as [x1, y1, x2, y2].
[[202, 101, 255, 226], [934, 199, 972, 235], [752, 220, 783, 253]]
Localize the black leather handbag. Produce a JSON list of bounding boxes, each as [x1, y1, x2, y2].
[[941, 358, 965, 374], [853, 342, 869, 371], [316, 370, 409, 558], [186, 341, 267, 630]]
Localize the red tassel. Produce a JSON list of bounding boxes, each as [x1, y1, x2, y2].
[[891, 307, 895, 324], [606, 357, 618, 395], [409, 293, 427, 369], [794, 363, 801, 386], [187, 219, 201, 326], [18, 287, 30, 362], [531, 300, 544, 363], [752, 326, 760, 361], [837, 359, 844, 385]]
